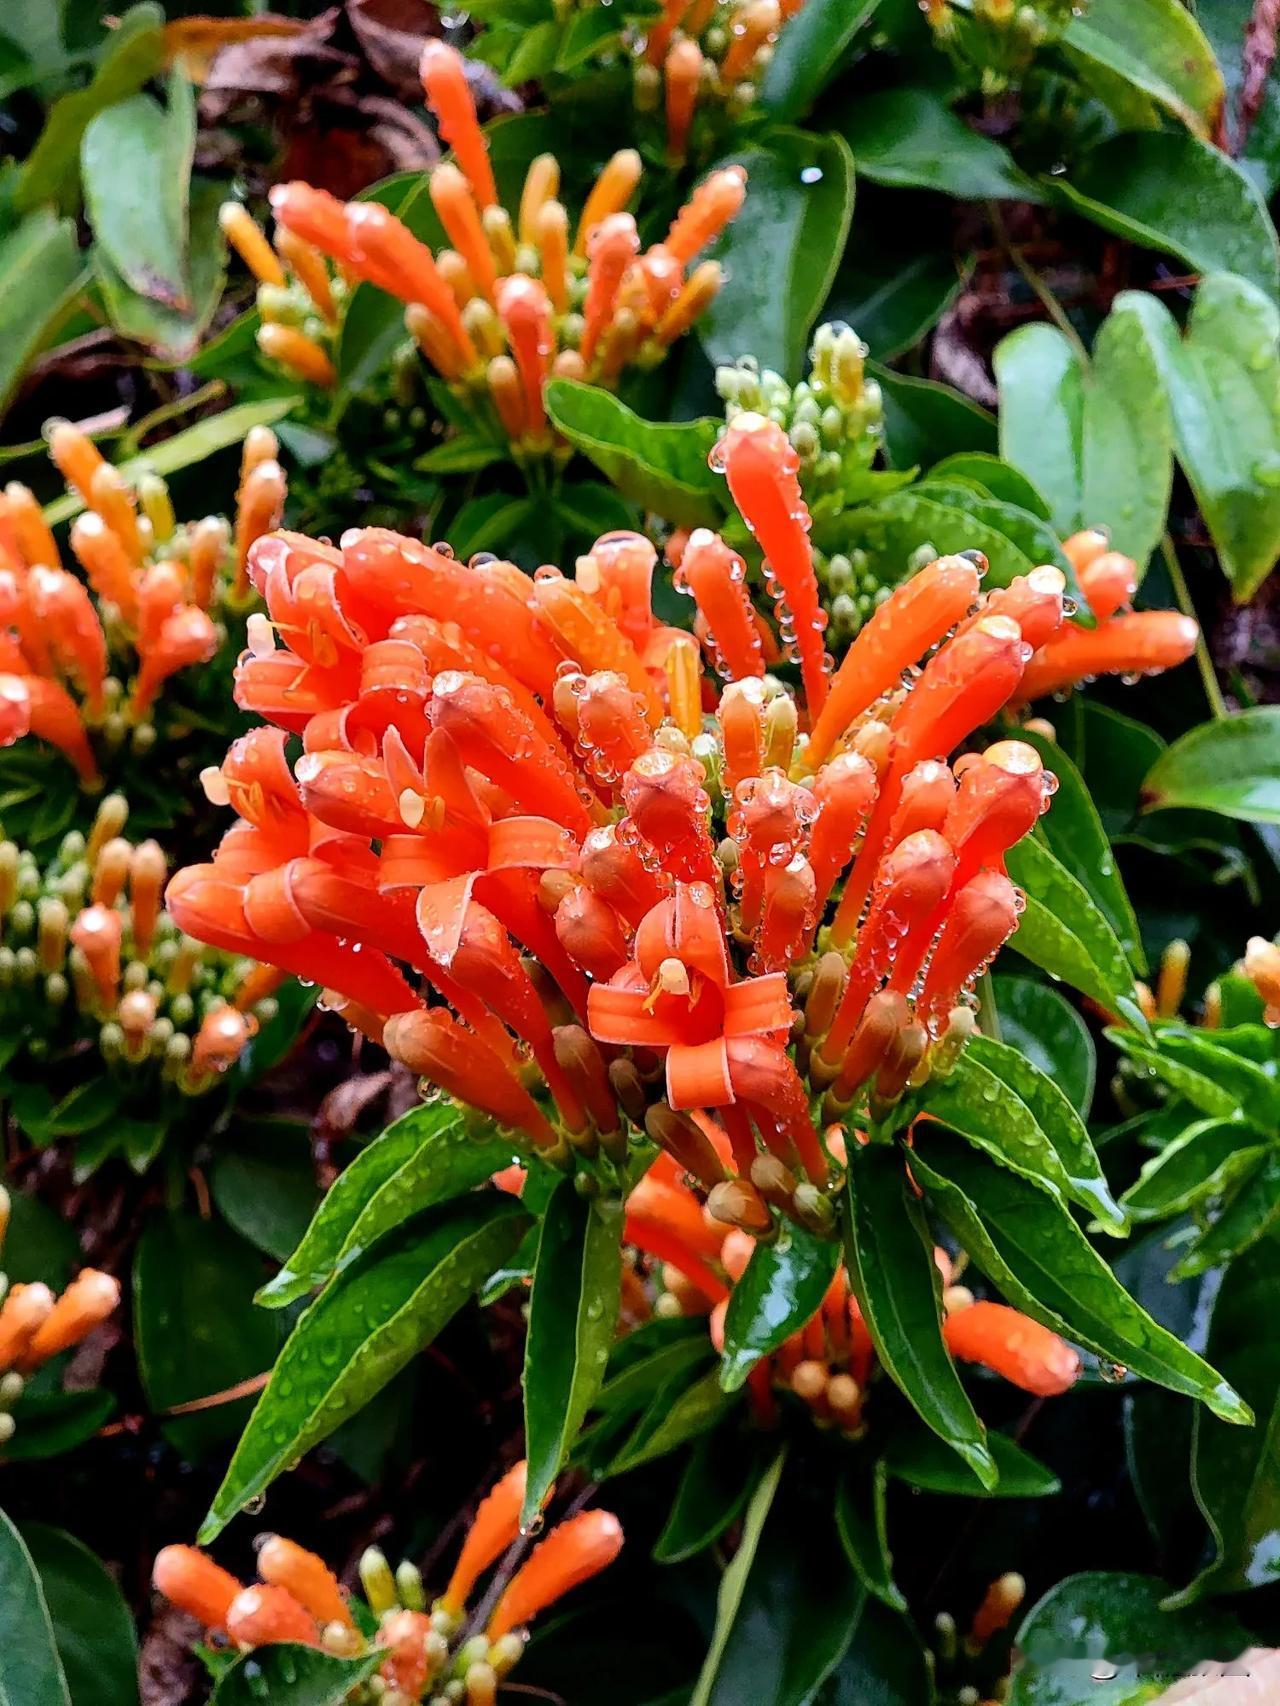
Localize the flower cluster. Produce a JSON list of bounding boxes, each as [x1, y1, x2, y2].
[[629, 0, 809, 158], [0, 421, 287, 789], [237, 42, 745, 458], [169, 400, 1148, 1242], [626, 1148, 1080, 1434], [0, 1184, 120, 1450], [154, 1462, 622, 1704], [219, 202, 343, 391], [922, 0, 1080, 95], [1, 795, 278, 1125]]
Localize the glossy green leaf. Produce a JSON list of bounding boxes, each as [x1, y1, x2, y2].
[[0, 212, 84, 418], [96, 177, 227, 359], [1120, 1119, 1263, 1223], [210, 1121, 321, 1265], [910, 1133, 1250, 1423], [760, 0, 878, 120], [606, 1366, 735, 1474], [134, 1211, 280, 1462], [1176, 1229, 1280, 1598], [258, 1102, 514, 1308], [16, 3, 165, 211], [697, 129, 855, 378], [995, 304, 1171, 573], [1144, 1027, 1279, 1124], [720, 1224, 840, 1392], [836, 1458, 904, 1609], [883, 1426, 1061, 1498], [210, 1647, 381, 1706], [870, 361, 997, 467], [992, 975, 1096, 1119], [544, 380, 723, 529], [812, 1601, 934, 1706], [909, 478, 1077, 585], [692, 1450, 863, 1706], [593, 1317, 713, 1416], [523, 1183, 623, 1522], [1009, 1572, 1246, 1705], [81, 71, 194, 309], [0, 1510, 71, 1706], [842, 87, 1041, 202], [1173, 1152, 1280, 1279], [1144, 707, 1280, 828], [1054, 135, 1279, 308], [1005, 835, 1139, 1014], [1126, 276, 1280, 599], [843, 1143, 995, 1486], [21, 1526, 138, 1706], [917, 1036, 1123, 1230], [930, 452, 1052, 517], [2, 1390, 115, 1463], [1018, 730, 1144, 972], [201, 1195, 529, 1541], [823, 487, 1053, 598], [653, 1429, 768, 1563], [1062, 0, 1225, 137]]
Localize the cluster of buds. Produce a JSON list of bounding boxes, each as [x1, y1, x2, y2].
[[0, 794, 279, 1107], [165, 395, 1177, 1243], [153, 1462, 622, 1704], [1014, 531, 1198, 703], [0, 1185, 121, 1450], [631, 0, 809, 158], [246, 43, 744, 460], [626, 1149, 1079, 1436], [0, 422, 287, 788], [921, 0, 1080, 95]]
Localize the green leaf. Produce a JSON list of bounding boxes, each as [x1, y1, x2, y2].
[[201, 1195, 529, 1541], [909, 479, 1078, 587], [2, 1390, 115, 1463], [1143, 708, 1280, 824], [842, 87, 1042, 202], [413, 437, 508, 474], [210, 1647, 381, 1706], [523, 1183, 623, 1522], [697, 129, 855, 379], [719, 1224, 840, 1393], [910, 1132, 1250, 1424], [836, 1458, 904, 1609], [0, 1509, 71, 1706], [917, 1037, 1123, 1230], [96, 176, 228, 359], [0, 211, 84, 418], [1124, 275, 1280, 599], [825, 488, 1051, 598], [652, 1429, 768, 1563], [21, 1526, 138, 1706], [1120, 1118, 1263, 1223], [883, 1426, 1061, 1498], [760, 0, 880, 122], [258, 1102, 514, 1307], [544, 380, 723, 529], [81, 71, 194, 309], [992, 975, 1096, 1119], [843, 1143, 995, 1487], [812, 1601, 934, 1705], [1009, 1572, 1246, 1705], [605, 1366, 735, 1474], [691, 1450, 865, 1706], [1174, 1235, 1280, 1603], [210, 1121, 321, 1264], [1062, 0, 1225, 137], [829, 243, 960, 364], [1172, 1152, 1280, 1280], [870, 361, 997, 466], [16, 3, 165, 212], [134, 1211, 280, 1462], [1054, 134, 1280, 308], [1121, 1026, 1279, 1125], [994, 302, 1172, 573], [930, 453, 1052, 518], [1005, 835, 1139, 1014]]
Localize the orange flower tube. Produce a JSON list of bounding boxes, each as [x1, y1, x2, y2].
[[1062, 528, 1109, 575], [226, 1583, 321, 1648], [220, 202, 286, 286], [1017, 611, 1198, 703], [681, 528, 765, 680], [26, 566, 107, 713], [574, 670, 653, 783], [377, 1610, 436, 1696], [18, 1269, 120, 1371], [383, 1009, 558, 1148], [531, 569, 662, 724], [440, 1461, 527, 1614], [1079, 551, 1137, 622], [943, 1300, 1080, 1396], [495, 275, 552, 438], [420, 40, 499, 210], [916, 869, 1020, 1030], [717, 414, 828, 714], [69, 513, 137, 621], [665, 38, 702, 160], [808, 752, 877, 911], [269, 182, 357, 266], [0, 1283, 55, 1369], [487, 1511, 624, 1639], [579, 823, 664, 926], [942, 740, 1049, 887], [554, 886, 630, 981], [664, 165, 747, 266], [257, 1537, 354, 1630], [70, 903, 123, 1009], [342, 202, 478, 366], [806, 555, 983, 768], [980, 564, 1066, 651], [132, 606, 219, 717], [621, 748, 718, 887], [721, 0, 780, 81], [757, 854, 815, 970], [429, 163, 498, 305], [152, 1547, 244, 1634], [718, 679, 767, 793], [575, 530, 657, 652], [46, 420, 108, 508], [0, 675, 98, 784], [582, 213, 641, 366], [575, 150, 643, 256]]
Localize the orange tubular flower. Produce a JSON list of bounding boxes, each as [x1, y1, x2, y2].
[[420, 41, 499, 209], [665, 37, 703, 159], [487, 1511, 624, 1640], [226, 1584, 321, 1649], [582, 213, 641, 366], [152, 1547, 244, 1634], [495, 276, 553, 439], [1017, 610, 1199, 704], [17, 1269, 120, 1372], [943, 1300, 1081, 1396], [0, 1283, 55, 1369], [440, 1461, 527, 1614], [679, 528, 765, 681], [257, 1537, 354, 1630], [665, 166, 748, 266]]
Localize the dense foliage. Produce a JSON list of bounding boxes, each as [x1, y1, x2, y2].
[[4, 2, 1280, 1703]]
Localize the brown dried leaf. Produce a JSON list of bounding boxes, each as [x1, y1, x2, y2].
[[346, 0, 441, 97]]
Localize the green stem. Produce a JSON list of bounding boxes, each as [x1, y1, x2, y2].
[[1161, 532, 1227, 720]]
